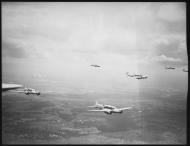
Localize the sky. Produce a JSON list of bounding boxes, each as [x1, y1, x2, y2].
[[2, 2, 188, 93]]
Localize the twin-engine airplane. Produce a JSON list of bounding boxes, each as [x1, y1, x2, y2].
[[126, 72, 148, 80], [165, 66, 175, 69], [90, 64, 101, 67], [88, 101, 133, 115], [2, 83, 40, 96], [23, 87, 40, 95]]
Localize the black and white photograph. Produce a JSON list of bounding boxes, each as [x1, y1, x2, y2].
[[2, 2, 188, 144]]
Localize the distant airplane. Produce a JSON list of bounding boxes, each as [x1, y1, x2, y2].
[[90, 64, 101, 67], [2, 83, 40, 96], [126, 72, 148, 79], [88, 101, 133, 114], [183, 68, 188, 72], [136, 75, 148, 80], [165, 66, 175, 69]]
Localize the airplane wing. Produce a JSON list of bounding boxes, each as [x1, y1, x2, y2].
[[119, 107, 133, 111], [2, 83, 23, 91], [88, 105, 96, 108], [9, 90, 25, 93]]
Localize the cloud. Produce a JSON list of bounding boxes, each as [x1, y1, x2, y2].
[[2, 2, 187, 73], [154, 38, 187, 66], [158, 3, 186, 22], [154, 54, 182, 62], [2, 40, 28, 58], [152, 54, 187, 67]]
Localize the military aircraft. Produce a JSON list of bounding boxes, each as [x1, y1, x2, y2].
[[136, 75, 148, 79], [183, 68, 188, 72], [126, 72, 147, 79], [2, 83, 40, 95], [90, 64, 101, 67], [23, 87, 40, 95], [165, 66, 175, 69], [88, 102, 133, 114]]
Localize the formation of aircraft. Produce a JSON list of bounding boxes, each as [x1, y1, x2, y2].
[[126, 72, 148, 80], [2, 83, 40, 96], [2, 63, 187, 117], [90, 64, 101, 67], [88, 101, 133, 115], [165, 66, 175, 69]]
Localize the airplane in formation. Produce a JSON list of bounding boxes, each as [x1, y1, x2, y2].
[[88, 101, 133, 114], [165, 66, 175, 69], [2, 83, 40, 95], [90, 64, 101, 67], [126, 72, 148, 80]]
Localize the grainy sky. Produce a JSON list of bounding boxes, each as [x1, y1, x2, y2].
[[2, 2, 188, 93]]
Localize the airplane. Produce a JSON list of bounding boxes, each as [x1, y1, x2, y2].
[[23, 87, 40, 95], [183, 68, 188, 72], [88, 102, 133, 114], [89, 106, 133, 115], [165, 66, 175, 69], [136, 75, 148, 79], [2, 83, 40, 95], [90, 64, 101, 67], [88, 101, 116, 110], [126, 72, 147, 79]]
